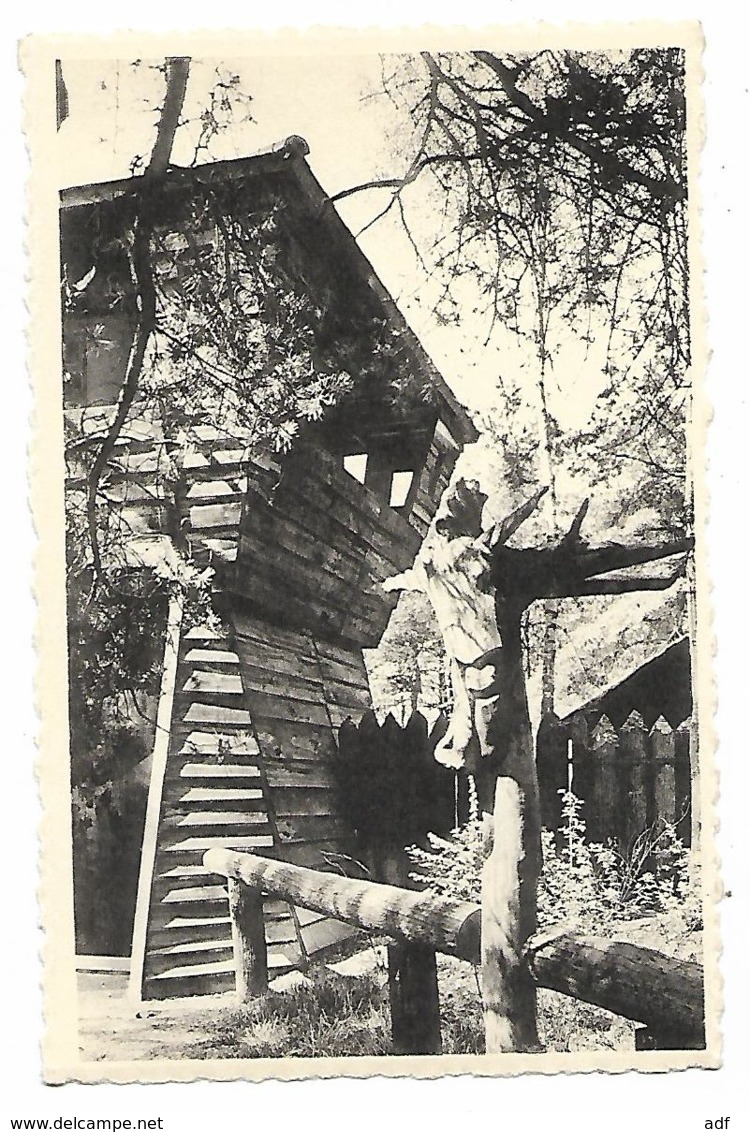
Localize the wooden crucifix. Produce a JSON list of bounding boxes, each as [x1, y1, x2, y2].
[[386, 478, 693, 1053]]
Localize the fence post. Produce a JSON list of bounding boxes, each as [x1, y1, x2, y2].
[[674, 719, 692, 846], [387, 941, 442, 1055], [228, 877, 268, 1000], [590, 715, 619, 844], [536, 711, 566, 835], [620, 711, 648, 852], [649, 716, 677, 830]]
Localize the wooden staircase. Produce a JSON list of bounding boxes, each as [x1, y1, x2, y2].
[[133, 621, 306, 1000], [131, 613, 362, 1002]]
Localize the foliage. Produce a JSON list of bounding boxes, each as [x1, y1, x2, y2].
[[406, 788, 701, 937], [407, 816, 484, 904], [538, 791, 701, 933], [196, 947, 637, 1058], [62, 112, 415, 845], [406, 776, 483, 902], [62, 105, 436, 786]]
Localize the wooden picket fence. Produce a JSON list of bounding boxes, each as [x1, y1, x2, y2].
[[333, 707, 692, 859], [332, 710, 469, 882], [536, 710, 693, 852]]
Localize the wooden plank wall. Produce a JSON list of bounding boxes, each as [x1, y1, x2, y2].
[[232, 611, 370, 857], [236, 446, 421, 647], [73, 407, 470, 999]]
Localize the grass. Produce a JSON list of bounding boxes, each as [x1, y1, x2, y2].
[[194, 936, 646, 1058], [198, 966, 391, 1059]]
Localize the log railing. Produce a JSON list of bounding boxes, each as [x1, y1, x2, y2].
[[203, 848, 705, 1055]]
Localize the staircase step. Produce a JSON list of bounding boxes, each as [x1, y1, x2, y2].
[[185, 623, 231, 642], [176, 731, 260, 757], [149, 917, 234, 948], [184, 647, 242, 667], [186, 480, 242, 502], [161, 862, 245, 880], [158, 915, 232, 932], [150, 938, 233, 959], [181, 671, 245, 696], [164, 811, 271, 828], [163, 835, 275, 852], [174, 787, 265, 804], [182, 703, 255, 727], [150, 958, 236, 980], [148, 948, 295, 985], [161, 885, 228, 904], [177, 762, 262, 779]]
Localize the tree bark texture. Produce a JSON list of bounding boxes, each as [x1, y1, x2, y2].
[[205, 848, 481, 962], [228, 876, 268, 1000], [526, 929, 704, 1046]]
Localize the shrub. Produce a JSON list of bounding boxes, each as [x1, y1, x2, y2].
[[539, 791, 701, 934], [407, 788, 700, 938]]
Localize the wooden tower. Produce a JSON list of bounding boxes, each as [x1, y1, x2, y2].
[[60, 137, 477, 999]]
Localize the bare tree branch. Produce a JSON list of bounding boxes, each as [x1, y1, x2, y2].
[[480, 485, 548, 549], [571, 537, 693, 581], [145, 57, 190, 179], [472, 51, 685, 205], [566, 565, 687, 596]]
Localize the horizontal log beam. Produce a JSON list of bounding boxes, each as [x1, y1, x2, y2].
[[203, 849, 481, 963], [526, 929, 704, 1042], [206, 852, 704, 1044]]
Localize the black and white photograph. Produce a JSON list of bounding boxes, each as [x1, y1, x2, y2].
[[23, 25, 721, 1081]]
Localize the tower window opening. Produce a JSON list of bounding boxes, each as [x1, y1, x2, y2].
[[343, 453, 368, 484], [389, 470, 414, 509]]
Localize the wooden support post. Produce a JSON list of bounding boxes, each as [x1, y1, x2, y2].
[[228, 878, 268, 1001], [480, 776, 540, 1053], [590, 715, 619, 844], [635, 1025, 705, 1051], [387, 941, 442, 1055], [128, 592, 184, 1004], [675, 719, 693, 846]]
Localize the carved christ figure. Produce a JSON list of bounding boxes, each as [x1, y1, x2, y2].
[[386, 477, 692, 1052]]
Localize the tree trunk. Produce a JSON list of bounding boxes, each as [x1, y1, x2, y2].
[[475, 610, 542, 1052]]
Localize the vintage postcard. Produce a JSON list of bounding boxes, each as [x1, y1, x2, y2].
[[24, 22, 718, 1083]]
